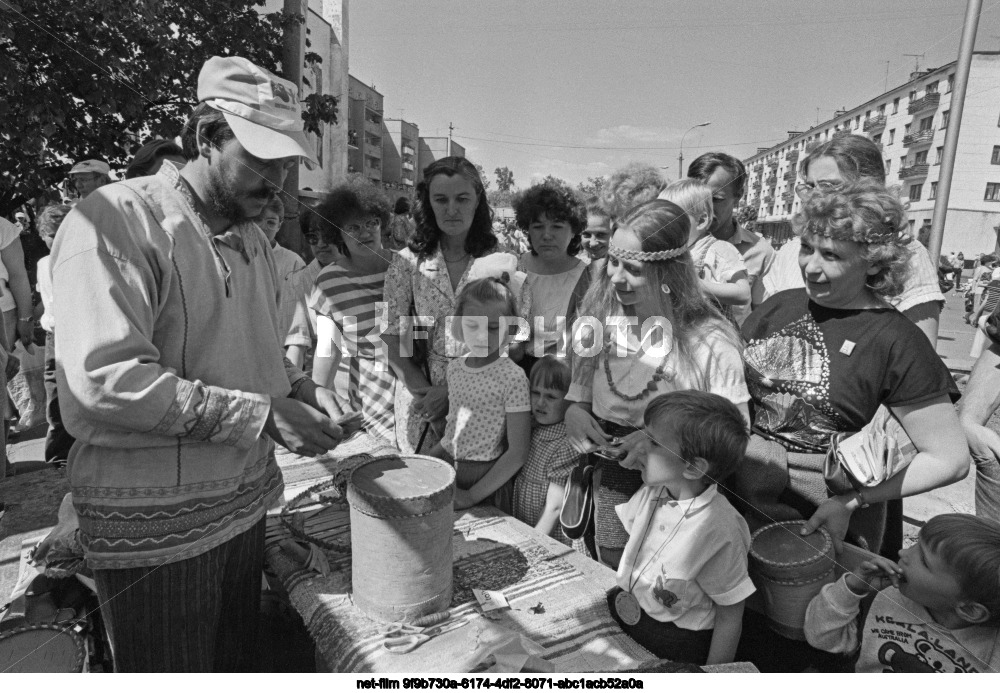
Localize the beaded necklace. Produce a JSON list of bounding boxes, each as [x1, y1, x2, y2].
[[602, 327, 675, 402]]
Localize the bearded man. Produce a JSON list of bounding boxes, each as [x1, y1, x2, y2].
[[50, 56, 353, 672]]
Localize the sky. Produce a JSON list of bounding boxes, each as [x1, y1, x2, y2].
[[349, 0, 1000, 190]]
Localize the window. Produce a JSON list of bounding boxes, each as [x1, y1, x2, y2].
[[855, 115, 861, 129], [900, 156, 907, 170], [866, 110, 871, 119], [986, 183, 1000, 201], [929, 182, 938, 200], [919, 116, 933, 131], [941, 110, 950, 129], [992, 146, 1000, 165], [909, 90, 917, 101], [878, 104, 886, 116], [947, 75, 955, 92], [936, 146, 944, 164], [909, 184, 923, 201], [915, 150, 928, 165], [888, 129, 895, 144], [885, 159, 891, 173], [904, 122, 912, 136], [843, 119, 850, 130], [926, 81, 938, 94], [893, 98, 900, 114]]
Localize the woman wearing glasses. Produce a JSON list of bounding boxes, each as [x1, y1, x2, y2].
[[761, 134, 944, 346], [308, 180, 396, 442]]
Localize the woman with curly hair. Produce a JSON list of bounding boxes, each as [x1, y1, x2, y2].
[[762, 134, 945, 347], [733, 180, 968, 559], [309, 179, 395, 441], [564, 199, 750, 569], [514, 178, 590, 365], [383, 157, 527, 453]]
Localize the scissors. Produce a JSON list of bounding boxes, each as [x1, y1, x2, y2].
[[382, 616, 470, 655]]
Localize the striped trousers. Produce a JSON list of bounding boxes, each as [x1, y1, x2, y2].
[[92, 518, 266, 672]]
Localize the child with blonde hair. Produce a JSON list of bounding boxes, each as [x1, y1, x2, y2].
[[658, 179, 750, 311], [428, 277, 532, 510]]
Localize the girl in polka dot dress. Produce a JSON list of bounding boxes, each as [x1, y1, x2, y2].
[[427, 277, 533, 510]]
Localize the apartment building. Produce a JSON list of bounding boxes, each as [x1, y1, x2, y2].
[[347, 75, 385, 184], [416, 137, 466, 183], [382, 119, 419, 192], [743, 52, 1000, 255]]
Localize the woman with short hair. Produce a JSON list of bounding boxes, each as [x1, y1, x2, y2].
[[734, 180, 968, 556]]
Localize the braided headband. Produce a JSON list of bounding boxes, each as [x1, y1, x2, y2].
[[803, 218, 902, 245], [607, 243, 687, 263]]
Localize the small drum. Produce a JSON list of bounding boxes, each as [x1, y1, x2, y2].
[[0, 624, 87, 672], [749, 520, 835, 641], [348, 454, 456, 623]]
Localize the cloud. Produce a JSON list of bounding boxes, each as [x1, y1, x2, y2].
[[588, 124, 686, 146]]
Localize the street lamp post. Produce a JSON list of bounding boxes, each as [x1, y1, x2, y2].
[[678, 122, 711, 179]]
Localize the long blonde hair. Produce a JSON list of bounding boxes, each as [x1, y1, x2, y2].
[[572, 200, 738, 387]]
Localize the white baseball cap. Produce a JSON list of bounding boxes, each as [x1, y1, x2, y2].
[[197, 56, 317, 165]]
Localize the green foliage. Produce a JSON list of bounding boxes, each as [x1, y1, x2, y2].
[[475, 163, 491, 191], [0, 0, 337, 216], [494, 166, 515, 193], [577, 176, 607, 198]]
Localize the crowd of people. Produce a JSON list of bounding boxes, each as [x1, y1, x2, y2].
[[7, 54, 1000, 674]]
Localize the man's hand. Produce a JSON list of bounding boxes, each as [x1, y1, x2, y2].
[[264, 396, 344, 457], [311, 386, 365, 437], [801, 495, 856, 553]]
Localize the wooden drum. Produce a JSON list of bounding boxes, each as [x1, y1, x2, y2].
[[0, 624, 87, 672], [347, 454, 456, 623], [749, 520, 835, 641]]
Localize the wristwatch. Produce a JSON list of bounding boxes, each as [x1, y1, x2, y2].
[[846, 489, 870, 510]]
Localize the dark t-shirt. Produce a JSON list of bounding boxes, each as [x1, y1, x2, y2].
[[741, 289, 958, 453]]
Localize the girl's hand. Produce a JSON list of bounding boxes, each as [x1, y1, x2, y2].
[[846, 556, 902, 595], [412, 384, 449, 422], [564, 403, 608, 455], [801, 495, 856, 553]]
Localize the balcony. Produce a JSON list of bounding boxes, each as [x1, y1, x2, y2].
[[782, 170, 796, 181], [902, 128, 934, 147], [402, 177, 414, 186], [402, 145, 415, 156], [908, 92, 940, 115], [347, 130, 359, 148], [863, 115, 887, 132], [765, 174, 777, 187], [751, 180, 762, 191], [402, 161, 414, 171], [364, 120, 382, 136], [766, 159, 778, 169], [898, 163, 929, 179], [763, 195, 774, 204], [781, 190, 796, 202], [785, 150, 799, 163], [753, 163, 764, 173], [366, 166, 382, 181]]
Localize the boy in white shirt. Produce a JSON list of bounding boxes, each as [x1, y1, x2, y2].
[[609, 390, 755, 665]]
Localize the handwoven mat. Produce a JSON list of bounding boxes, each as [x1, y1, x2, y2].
[[275, 432, 396, 502], [266, 506, 654, 673]]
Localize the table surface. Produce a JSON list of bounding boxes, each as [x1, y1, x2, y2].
[[268, 434, 756, 674]]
